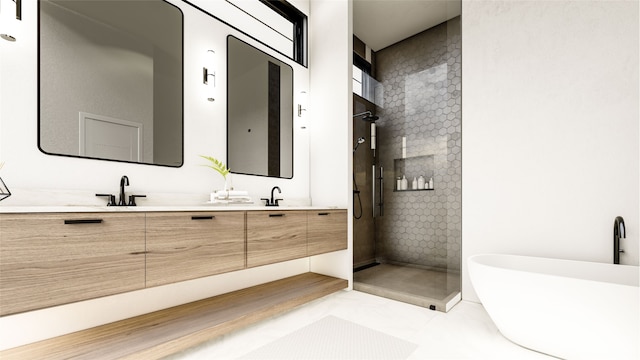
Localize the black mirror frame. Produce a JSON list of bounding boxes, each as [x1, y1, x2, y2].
[[36, 0, 185, 168], [226, 35, 294, 179]]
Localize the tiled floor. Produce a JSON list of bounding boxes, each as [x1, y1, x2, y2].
[[166, 290, 553, 360], [353, 263, 461, 311]]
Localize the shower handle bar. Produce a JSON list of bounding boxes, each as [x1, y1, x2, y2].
[[372, 165, 376, 218], [379, 166, 384, 216]]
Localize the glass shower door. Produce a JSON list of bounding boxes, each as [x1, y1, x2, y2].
[[353, 16, 462, 312]]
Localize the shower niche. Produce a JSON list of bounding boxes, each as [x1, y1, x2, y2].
[[393, 155, 435, 191]]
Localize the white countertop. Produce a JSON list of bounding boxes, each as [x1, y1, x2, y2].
[[0, 205, 345, 213], [0, 188, 346, 213]]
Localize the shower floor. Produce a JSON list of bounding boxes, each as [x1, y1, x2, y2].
[[353, 263, 461, 312]]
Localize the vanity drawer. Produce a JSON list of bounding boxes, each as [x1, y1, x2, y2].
[[145, 212, 246, 287], [0, 213, 145, 316], [246, 211, 307, 268], [307, 210, 348, 256]]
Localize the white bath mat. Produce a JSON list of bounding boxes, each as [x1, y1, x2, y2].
[[239, 315, 417, 360]]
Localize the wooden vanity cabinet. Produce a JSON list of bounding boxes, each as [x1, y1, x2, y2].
[[307, 210, 348, 256], [145, 212, 245, 287], [246, 211, 307, 268], [0, 208, 347, 315], [0, 213, 146, 316]]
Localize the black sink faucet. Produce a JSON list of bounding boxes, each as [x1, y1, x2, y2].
[[96, 175, 145, 206], [261, 186, 282, 206], [119, 175, 129, 206], [614, 216, 626, 264], [271, 186, 281, 205]]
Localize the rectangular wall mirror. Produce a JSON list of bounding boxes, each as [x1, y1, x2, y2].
[[227, 35, 293, 179], [38, 0, 184, 167]]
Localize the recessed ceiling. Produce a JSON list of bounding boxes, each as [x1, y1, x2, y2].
[[353, 0, 461, 52]]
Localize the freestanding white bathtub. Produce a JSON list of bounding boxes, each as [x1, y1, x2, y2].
[[468, 254, 639, 360]]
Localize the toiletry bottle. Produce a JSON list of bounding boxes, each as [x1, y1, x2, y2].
[[396, 177, 402, 190], [417, 175, 425, 189], [401, 175, 408, 190], [412, 177, 418, 190], [428, 177, 434, 190]]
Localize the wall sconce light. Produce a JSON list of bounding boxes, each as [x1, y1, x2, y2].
[[297, 90, 307, 117], [203, 49, 215, 102], [0, 0, 22, 42], [297, 91, 309, 129], [2, 0, 21, 20], [14, 0, 21, 20]]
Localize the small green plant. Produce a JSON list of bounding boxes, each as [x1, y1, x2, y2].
[[200, 155, 230, 179]]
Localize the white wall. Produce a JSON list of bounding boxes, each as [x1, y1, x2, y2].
[[308, 0, 351, 208], [462, 0, 639, 302], [307, 0, 353, 285], [0, 0, 320, 350]]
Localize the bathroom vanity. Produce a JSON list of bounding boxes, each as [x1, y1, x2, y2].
[[0, 208, 347, 316]]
